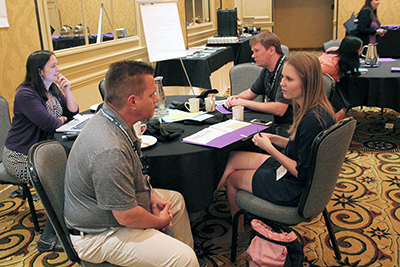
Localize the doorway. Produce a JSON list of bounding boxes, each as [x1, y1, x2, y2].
[[274, 0, 334, 50]]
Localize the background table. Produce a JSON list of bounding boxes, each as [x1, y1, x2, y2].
[[207, 36, 254, 65], [354, 59, 400, 112], [377, 26, 400, 58], [55, 96, 274, 213], [154, 47, 234, 90], [52, 33, 114, 50]]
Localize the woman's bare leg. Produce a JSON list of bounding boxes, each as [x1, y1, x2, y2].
[[225, 169, 256, 232], [216, 151, 269, 191]]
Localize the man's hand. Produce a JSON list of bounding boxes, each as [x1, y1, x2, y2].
[[225, 95, 238, 108], [152, 201, 173, 229]]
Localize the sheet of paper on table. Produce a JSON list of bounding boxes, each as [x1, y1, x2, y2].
[[162, 109, 214, 123], [182, 119, 269, 148]]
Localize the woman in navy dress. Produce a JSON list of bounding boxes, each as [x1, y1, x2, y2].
[[216, 52, 336, 233]]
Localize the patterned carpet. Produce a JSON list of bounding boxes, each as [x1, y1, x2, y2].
[[348, 107, 400, 152], [1, 108, 400, 267]]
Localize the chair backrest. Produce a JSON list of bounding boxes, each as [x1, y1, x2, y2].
[[281, 45, 289, 58], [98, 78, 105, 100], [229, 63, 263, 102], [0, 96, 11, 161], [298, 117, 356, 219], [322, 73, 335, 102], [323, 39, 342, 52], [28, 140, 80, 263], [335, 73, 359, 109]]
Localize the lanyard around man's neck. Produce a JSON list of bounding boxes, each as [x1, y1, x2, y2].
[[100, 108, 150, 178]]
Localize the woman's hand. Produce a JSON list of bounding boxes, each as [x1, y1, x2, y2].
[[252, 132, 274, 153], [57, 73, 71, 93], [58, 116, 67, 124], [376, 28, 387, 36]]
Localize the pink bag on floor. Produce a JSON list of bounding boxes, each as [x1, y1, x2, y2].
[[246, 219, 304, 267]]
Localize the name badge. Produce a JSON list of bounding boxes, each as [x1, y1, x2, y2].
[[276, 165, 287, 181]]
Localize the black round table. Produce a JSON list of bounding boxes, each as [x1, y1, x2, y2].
[[355, 59, 400, 113], [55, 95, 275, 213]]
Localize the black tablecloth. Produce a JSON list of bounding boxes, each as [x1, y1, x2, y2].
[[54, 96, 274, 212], [377, 27, 400, 58], [52, 34, 114, 50], [154, 47, 234, 89], [207, 36, 254, 65], [353, 60, 400, 112]]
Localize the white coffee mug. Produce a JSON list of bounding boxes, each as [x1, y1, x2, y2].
[[232, 106, 244, 121], [205, 97, 215, 112], [184, 98, 200, 113], [133, 121, 147, 136]]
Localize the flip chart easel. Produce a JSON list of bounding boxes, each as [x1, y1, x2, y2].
[[97, 2, 114, 43], [138, 0, 195, 94]]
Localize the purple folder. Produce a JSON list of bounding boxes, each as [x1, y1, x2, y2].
[[183, 122, 269, 148], [216, 104, 251, 114]]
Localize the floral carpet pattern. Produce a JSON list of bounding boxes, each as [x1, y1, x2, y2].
[[348, 107, 400, 152], [1, 108, 400, 267]]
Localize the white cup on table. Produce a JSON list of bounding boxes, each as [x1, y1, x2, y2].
[[184, 98, 200, 113], [133, 121, 147, 136], [232, 106, 244, 121]]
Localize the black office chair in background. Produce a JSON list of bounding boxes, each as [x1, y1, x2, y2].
[[0, 96, 41, 233], [28, 140, 119, 267], [230, 117, 357, 264]]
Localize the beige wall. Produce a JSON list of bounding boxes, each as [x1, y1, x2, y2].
[[274, 0, 334, 49], [0, 0, 42, 114], [0, 0, 42, 194]]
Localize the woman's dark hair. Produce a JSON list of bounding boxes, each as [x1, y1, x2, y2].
[[20, 50, 59, 99], [361, 0, 379, 21], [327, 36, 362, 77]]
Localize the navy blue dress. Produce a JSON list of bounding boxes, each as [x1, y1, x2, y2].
[[252, 106, 335, 206]]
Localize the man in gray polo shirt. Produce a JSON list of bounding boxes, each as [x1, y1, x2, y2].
[[64, 61, 199, 266]]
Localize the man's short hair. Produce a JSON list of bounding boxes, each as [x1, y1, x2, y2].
[[250, 31, 283, 55], [104, 61, 154, 109]]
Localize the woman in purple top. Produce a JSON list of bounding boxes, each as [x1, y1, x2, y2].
[[355, 0, 387, 45], [3, 50, 79, 252]]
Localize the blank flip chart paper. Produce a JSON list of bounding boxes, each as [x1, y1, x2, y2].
[[140, 2, 186, 62]]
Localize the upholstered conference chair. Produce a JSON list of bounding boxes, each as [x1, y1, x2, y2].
[[98, 78, 105, 100], [28, 140, 119, 267], [323, 72, 336, 103], [230, 117, 357, 264], [229, 63, 263, 102], [323, 39, 342, 52], [281, 44, 290, 58], [0, 96, 40, 233]]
